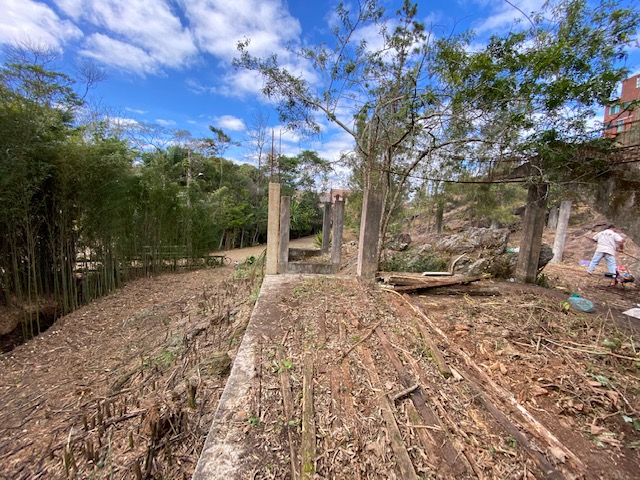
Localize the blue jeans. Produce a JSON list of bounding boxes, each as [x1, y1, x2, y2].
[[587, 252, 617, 274]]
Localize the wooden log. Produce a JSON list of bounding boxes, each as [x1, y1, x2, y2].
[[380, 274, 486, 293], [359, 347, 419, 480], [404, 296, 587, 477], [475, 390, 563, 479], [426, 285, 501, 296], [276, 345, 299, 480], [382, 291, 452, 378], [300, 354, 316, 479], [405, 402, 439, 470], [374, 327, 467, 476], [413, 322, 452, 378]]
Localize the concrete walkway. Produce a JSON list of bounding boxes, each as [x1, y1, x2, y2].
[[192, 274, 300, 479]]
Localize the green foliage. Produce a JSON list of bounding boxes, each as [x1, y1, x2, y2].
[[290, 191, 323, 238], [0, 46, 326, 340], [380, 248, 448, 273], [442, 0, 640, 180], [446, 180, 525, 228]]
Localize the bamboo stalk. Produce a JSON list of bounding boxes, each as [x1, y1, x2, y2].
[[359, 347, 419, 480], [276, 345, 299, 480], [300, 354, 316, 479]]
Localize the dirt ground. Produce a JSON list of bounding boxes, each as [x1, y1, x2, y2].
[[1, 224, 640, 479]]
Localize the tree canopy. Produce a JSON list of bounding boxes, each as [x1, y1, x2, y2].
[[235, 0, 639, 270], [0, 46, 326, 336]]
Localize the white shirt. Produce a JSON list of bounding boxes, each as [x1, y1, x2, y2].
[[593, 229, 623, 256]]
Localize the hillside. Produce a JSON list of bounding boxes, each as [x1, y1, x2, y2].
[[0, 208, 639, 479]]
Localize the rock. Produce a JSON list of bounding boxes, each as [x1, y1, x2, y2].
[[433, 227, 510, 255], [538, 244, 554, 269], [389, 233, 412, 251], [197, 352, 231, 377]]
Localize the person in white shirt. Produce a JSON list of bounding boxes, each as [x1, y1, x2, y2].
[[586, 225, 625, 275]]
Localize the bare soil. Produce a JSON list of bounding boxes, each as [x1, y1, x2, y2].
[[1, 227, 640, 479]]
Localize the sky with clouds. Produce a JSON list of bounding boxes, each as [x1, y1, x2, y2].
[[1, 0, 639, 177]]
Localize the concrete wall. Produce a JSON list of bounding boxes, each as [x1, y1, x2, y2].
[[594, 164, 640, 244]]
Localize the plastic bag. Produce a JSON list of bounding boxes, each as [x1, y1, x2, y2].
[[567, 295, 595, 313]]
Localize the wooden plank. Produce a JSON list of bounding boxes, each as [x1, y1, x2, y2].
[[276, 345, 299, 480], [359, 347, 419, 480], [405, 402, 438, 470], [300, 354, 316, 479]]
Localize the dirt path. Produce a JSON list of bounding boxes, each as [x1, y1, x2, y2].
[[215, 235, 317, 263], [214, 275, 640, 479]]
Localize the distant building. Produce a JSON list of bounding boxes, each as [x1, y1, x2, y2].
[[319, 188, 351, 204], [603, 74, 640, 141]]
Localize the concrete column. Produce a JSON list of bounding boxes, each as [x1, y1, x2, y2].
[[551, 200, 572, 264], [278, 196, 291, 273], [357, 189, 383, 279], [266, 182, 281, 275], [321, 202, 331, 254], [547, 205, 559, 230], [515, 182, 548, 283], [331, 197, 345, 269]]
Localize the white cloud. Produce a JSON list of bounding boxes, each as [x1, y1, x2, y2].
[[181, 0, 316, 98], [219, 69, 269, 98], [80, 33, 160, 74], [213, 115, 246, 132], [185, 78, 213, 95], [183, 0, 301, 61], [156, 118, 177, 126], [55, 0, 197, 74], [125, 107, 147, 114], [472, 0, 546, 36], [0, 0, 82, 48]]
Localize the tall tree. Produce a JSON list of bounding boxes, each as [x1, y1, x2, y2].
[[439, 0, 639, 281], [235, 0, 497, 255]]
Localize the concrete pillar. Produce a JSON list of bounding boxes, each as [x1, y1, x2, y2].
[[266, 182, 281, 275], [278, 196, 291, 273], [321, 202, 331, 254], [547, 205, 559, 230], [357, 189, 383, 279], [331, 197, 345, 269], [551, 200, 572, 264], [515, 182, 548, 283]]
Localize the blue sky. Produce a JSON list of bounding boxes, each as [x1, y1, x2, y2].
[[1, 0, 639, 178]]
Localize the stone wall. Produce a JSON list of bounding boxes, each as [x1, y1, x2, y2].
[[594, 164, 640, 244]]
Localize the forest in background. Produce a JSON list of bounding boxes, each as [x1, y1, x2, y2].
[[0, 47, 330, 338], [2, 0, 639, 341]]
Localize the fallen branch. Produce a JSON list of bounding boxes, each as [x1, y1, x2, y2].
[[402, 295, 587, 477], [379, 274, 487, 293], [359, 347, 419, 480], [383, 289, 452, 378], [337, 321, 382, 361], [276, 345, 299, 480], [389, 384, 420, 402], [375, 326, 468, 476], [544, 338, 639, 362], [300, 354, 316, 479]]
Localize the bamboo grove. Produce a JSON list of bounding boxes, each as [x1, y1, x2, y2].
[[0, 50, 326, 339]]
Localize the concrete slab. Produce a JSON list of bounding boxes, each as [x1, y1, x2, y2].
[[192, 274, 324, 479]]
